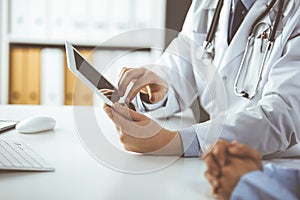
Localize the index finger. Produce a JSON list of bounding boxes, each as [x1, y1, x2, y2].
[[211, 140, 230, 166], [117, 68, 144, 97]]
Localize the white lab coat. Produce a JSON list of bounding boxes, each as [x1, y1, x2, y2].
[[150, 0, 300, 157]]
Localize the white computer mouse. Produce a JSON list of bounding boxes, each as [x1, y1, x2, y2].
[[16, 116, 56, 133]]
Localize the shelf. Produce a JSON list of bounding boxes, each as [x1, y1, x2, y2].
[[8, 28, 165, 49]]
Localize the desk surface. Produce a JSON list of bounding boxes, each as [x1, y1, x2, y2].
[[0, 105, 214, 200]]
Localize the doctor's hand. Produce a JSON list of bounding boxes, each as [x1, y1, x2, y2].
[[117, 67, 168, 104], [103, 102, 183, 155]]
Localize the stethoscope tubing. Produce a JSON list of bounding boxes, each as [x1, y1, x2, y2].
[[203, 0, 285, 99]]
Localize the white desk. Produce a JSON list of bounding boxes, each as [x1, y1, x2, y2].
[[0, 105, 214, 200]]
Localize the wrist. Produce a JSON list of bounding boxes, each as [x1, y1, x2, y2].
[[149, 130, 184, 156]]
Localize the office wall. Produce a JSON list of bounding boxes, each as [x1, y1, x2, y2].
[[164, 0, 192, 47]]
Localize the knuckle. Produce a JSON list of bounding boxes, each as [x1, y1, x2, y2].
[[120, 134, 127, 143], [140, 67, 148, 72], [124, 145, 133, 152], [255, 151, 262, 159]]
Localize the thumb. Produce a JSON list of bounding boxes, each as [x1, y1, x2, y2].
[[147, 85, 166, 103], [146, 85, 155, 103]]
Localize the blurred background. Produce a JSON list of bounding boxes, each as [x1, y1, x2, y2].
[[0, 0, 192, 106]]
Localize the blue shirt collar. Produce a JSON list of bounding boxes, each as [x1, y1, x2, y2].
[[242, 0, 256, 10], [233, 0, 256, 10]]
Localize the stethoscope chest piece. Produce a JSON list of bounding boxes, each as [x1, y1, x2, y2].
[[196, 41, 215, 66]]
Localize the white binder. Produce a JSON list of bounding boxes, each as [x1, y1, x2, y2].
[[68, 0, 88, 40], [87, 0, 110, 40], [41, 48, 64, 105], [48, 0, 68, 40], [29, 0, 47, 39], [112, 0, 130, 31], [10, 0, 30, 37]]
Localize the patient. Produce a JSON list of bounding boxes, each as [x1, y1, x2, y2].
[[203, 140, 300, 200]]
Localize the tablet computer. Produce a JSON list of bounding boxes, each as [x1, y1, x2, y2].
[[65, 41, 120, 107]]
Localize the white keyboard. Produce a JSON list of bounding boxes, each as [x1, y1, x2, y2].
[[0, 140, 54, 171]]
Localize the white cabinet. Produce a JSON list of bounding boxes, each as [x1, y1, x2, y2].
[[7, 0, 166, 46], [0, 0, 167, 104]]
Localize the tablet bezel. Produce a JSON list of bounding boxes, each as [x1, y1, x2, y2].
[[65, 41, 114, 106]]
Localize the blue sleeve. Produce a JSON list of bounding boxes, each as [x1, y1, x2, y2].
[[231, 164, 300, 200], [179, 127, 201, 157]]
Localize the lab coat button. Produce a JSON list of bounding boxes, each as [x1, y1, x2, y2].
[[222, 76, 227, 80]]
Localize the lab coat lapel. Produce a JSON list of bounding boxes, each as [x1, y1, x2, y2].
[[219, 0, 269, 71], [201, 0, 218, 9]]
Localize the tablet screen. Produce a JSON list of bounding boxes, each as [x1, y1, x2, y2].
[[74, 50, 116, 91]]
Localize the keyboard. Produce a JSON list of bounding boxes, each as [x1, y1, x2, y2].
[[0, 140, 54, 171]]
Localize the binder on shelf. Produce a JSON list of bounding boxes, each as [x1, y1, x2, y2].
[[28, 0, 47, 39], [41, 48, 64, 105], [68, 0, 88, 40], [113, 0, 130, 31], [10, 0, 30, 38], [9, 47, 41, 105], [87, 0, 111, 40], [26, 48, 41, 104], [48, 0, 68, 40], [9, 47, 25, 104]]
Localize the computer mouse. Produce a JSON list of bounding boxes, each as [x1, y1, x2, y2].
[[16, 116, 56, 133]]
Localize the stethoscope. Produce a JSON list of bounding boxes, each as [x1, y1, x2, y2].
[[201, 0, 284, 99]]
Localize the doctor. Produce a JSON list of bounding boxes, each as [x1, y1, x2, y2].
[[103, 0, 300, 157]]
